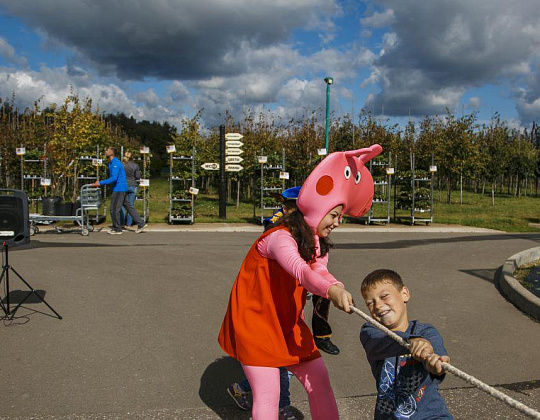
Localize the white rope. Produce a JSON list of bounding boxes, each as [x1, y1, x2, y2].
[[350, 305, 540, 420]]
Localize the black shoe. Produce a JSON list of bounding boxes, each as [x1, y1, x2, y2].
[[314, 337, 340, 355]]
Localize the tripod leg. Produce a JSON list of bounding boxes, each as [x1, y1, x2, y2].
[[0, 265, 9, 316], [8, 266, 62, 320]]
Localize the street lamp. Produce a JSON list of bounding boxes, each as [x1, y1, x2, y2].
[[324, 77, 333, 154]]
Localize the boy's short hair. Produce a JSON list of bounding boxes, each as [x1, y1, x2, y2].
[[108, 146, 117, 156], [361, 269, 405, 296]]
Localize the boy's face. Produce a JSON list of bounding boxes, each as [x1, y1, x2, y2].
[[362, 280, 410, 332]]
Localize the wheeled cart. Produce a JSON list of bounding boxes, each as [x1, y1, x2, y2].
[[29, 185, 103, 236]]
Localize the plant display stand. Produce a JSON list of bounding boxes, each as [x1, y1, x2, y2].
[[134, 151, 150, 222], [20, 148, 46, 212], [256, 153, 284, 225], [169, 151, 195, 224], [395, 153, 434, 225], [361, 153, 392, 225]]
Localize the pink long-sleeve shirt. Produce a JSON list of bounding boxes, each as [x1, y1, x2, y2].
[[257, 229, 343, 298]]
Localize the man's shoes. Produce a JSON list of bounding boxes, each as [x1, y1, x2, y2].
[[314, 337, 340, 355], [107, 230, 122, 235], [227, 382, 251, 410], [135, 223, 148, 234], [279, 405, 297, 420]]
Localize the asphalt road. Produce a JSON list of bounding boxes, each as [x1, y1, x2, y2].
[[0, 229, 539, 419]]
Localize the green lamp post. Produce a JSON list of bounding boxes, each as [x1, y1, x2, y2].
[[324, 77, 333, 154]]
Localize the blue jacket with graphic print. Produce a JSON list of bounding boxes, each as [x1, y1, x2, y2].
[[360, 321, 453, 419]]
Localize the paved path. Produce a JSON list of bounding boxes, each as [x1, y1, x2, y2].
[[1, 228, 539, 419]]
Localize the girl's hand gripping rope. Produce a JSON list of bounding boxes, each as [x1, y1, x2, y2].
[[327, 284, 354, 313]]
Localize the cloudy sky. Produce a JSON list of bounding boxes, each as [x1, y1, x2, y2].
[[0, 0, 539, 130]]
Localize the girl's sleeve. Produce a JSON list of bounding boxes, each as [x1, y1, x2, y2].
[[258, 230, 341, 298], [310, 255, 344, 290]]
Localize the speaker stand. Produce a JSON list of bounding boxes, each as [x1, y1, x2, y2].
[[0, 243, 62, 320]]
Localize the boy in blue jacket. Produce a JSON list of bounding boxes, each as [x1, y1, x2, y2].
[[360, 269, 453, 419]]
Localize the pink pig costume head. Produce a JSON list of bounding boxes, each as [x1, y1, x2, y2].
[[297, 144, 383, 229]]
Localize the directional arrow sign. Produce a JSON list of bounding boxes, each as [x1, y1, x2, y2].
[[226, 156, 244, 163], [226, 140, 244, 148], [225, 133, 244, 141], [226, 148, 244, 156], [225, 164, 243, 172], [201, 162, 220, 170]]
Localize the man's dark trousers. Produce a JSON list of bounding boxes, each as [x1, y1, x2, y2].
[[110, 191, 143, 231]]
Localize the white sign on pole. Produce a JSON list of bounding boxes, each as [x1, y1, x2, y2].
[[225, 148, 244, 156], [317, 148, 327, 156], [226, 156, 244, 163], [225, 164, 243, 172], [189, 187, 199, 195], [40, 178, 51, 186], [201, 162, 220, 170], [16, 148, 26, 156], [139, 179, 150, 187], [279, 171, 289, 180], [226, 140, 244, 148], [386, 167, 395, 175], [429, 165, 438, 173], [140, 146, 150, 154], [225, 133, 244, 141], [166, 145, 176, 153], [258, 156, 268, 164], [92, 158, 103, 166]]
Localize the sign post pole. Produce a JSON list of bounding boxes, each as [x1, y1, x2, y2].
[[219, 125, 226, 219]]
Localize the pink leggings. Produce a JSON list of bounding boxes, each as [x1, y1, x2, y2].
[[241, 357, 338, 419]]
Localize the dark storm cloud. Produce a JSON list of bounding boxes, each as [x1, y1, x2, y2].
[[0, 0, 337, 80], [363, 0, 540, 118]]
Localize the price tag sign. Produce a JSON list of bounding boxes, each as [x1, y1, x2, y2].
[[140, 146, 150, 154], [92, 158, 103, 166], [386, 167, 395, 175], [166, 145, 176, 153], [317, 148, 327, 156], [139, 179, 150, 187], [40, 178, 51, 186], [16, 147, 26, 156], [279, 171, 289, 180], [429, 165, 438, 173], [258, 156, 267, 164], [189, 187, 199, 195]]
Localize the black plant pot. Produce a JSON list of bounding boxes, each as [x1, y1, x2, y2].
[[42, 197, 61, 216], [54, 202, 74, 216]]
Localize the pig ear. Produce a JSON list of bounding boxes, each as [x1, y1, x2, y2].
[[344, 144, 382, 163]]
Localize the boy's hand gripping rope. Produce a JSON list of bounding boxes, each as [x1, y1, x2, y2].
[[350, 305, 540, 420]]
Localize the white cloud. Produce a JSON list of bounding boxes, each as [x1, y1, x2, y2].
[[0, 0, 340, 81], [0, 37, 29, 69], [364, 0, 540, 119], [361, 8, 395, 28], [468, 96, 481, 109]]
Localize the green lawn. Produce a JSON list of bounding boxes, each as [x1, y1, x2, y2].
[[433, 191, 540, 232], [123, 176, 540, 232]]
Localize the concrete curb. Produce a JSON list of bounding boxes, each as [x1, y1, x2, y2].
[[496, 246, 540, 321], [31, 222, 502, 234]]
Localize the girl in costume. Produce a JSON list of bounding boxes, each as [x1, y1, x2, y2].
[[218, 144, 382, 419]]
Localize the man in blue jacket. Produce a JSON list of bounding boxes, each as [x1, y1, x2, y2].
[[91, 147, 147, 235]]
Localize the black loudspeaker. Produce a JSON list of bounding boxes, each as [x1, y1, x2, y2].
[[0, 189, 29, 246]]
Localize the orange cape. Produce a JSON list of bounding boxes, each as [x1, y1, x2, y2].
[[218, 226, 321, 367]]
